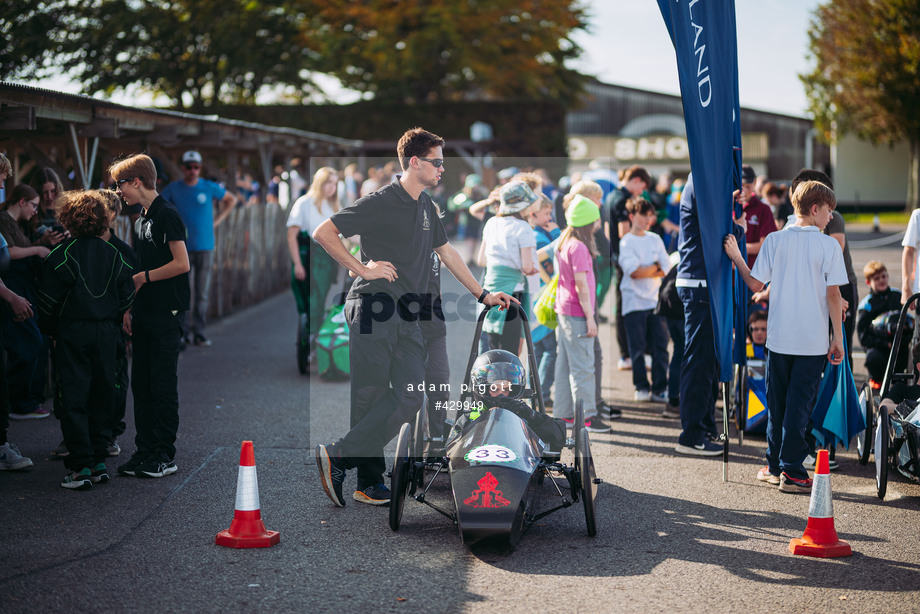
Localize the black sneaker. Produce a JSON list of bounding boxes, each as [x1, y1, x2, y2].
[[597, 403, 622, 420], [353, 483, 391, 506], [316, 443, 346, 507], [137, 454, 178, 478], [117, 452, 148, 476], [90, 462, 110, 484], [675, 441, 723, 456], [193, 334, 212, 347], [61, 468, 92, 490], [584, 415, 612, 433]]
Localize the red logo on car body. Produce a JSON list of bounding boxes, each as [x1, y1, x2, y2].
[[463, 472, 511, 508]]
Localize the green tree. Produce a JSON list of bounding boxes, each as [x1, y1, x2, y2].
[[291, 0, 589, 105], [2, 1, 588, 109], [801, 0, 920, 209], [2, 0, 319, 111]]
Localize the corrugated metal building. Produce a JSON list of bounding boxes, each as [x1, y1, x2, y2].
[[566, 80, 831, 184]]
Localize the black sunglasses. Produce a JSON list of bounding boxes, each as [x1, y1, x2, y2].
[[417, 157, 444, 169], [112, 177, 135, 189]]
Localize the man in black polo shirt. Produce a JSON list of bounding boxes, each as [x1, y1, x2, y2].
[[313, 127, 514, 507], [110, 154, 191, 478]]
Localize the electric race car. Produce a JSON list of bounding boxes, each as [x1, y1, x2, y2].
[[388, 304, 600, 548]]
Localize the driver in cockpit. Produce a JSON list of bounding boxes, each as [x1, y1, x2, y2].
[[449, 349, 566, 450]]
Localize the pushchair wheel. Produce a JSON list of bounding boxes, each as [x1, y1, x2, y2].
[[857, 382, 875, 466]]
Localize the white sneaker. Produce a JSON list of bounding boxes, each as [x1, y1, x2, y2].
[[0, 442, 33, 470], [650, 391, 668, 404], [617, 358, 632, 371], [635, 390, 651, 402]]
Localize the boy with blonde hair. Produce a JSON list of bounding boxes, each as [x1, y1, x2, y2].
[[725, 180, 847, 493]]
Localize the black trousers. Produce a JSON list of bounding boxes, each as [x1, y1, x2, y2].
[[841, 281, 857, 368], [341, 297, 426, 489], [56, 320, 118, 471], [419, 317, 450, 440], [131, 311, 183, 460], [111, 329, 130, 437]]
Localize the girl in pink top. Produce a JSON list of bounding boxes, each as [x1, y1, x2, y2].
[[552, 194, 609, 433]]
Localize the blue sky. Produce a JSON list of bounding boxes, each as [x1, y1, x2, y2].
[[573, 1, 822, 117], [27, 1, 821, 117]]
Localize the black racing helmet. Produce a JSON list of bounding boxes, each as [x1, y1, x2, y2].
[[871, 310, 915, 339], [470, 350, 526, 405]]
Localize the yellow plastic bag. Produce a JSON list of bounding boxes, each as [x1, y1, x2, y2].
[[534, 275, 559, 329]]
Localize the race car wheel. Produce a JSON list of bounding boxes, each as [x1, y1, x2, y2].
[[296, 314, 309, 375], [575, 428, 597, 537], [414, 403, 430, 469], [389, 422, 412, 531], [857, 383, 875, 465], [875, 404, 889, 500], [573, 400, 585, 454]]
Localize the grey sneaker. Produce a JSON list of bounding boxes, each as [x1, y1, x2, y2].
[[106, 438, 121, 457], [0, 442, 33, 470], [662, 403, 680, 419]]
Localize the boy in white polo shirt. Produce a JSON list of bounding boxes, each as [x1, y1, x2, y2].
[[724, 181, 847, 494]]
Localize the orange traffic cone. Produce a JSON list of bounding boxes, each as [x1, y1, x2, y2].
[[216, 441, 280, 548], [789, 449, 852, 557]]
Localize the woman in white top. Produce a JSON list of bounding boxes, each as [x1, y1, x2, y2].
[[286, 167, 341, 354]]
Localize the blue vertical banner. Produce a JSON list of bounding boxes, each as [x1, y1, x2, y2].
[[658, 0, 743, 382]]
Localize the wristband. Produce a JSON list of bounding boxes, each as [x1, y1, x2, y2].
[[477, 289, 489, 304], [145, 270, 151, 283]]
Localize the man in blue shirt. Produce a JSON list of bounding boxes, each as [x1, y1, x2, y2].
[[160, 151, 237, 347]]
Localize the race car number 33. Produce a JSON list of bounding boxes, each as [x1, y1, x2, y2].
[[465, 444, 517, 463]]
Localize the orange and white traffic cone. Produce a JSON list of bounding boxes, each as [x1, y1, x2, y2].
[[216, 441, 280, 548], [789, 449, 852, 557]]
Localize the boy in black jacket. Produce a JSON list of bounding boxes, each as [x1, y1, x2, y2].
[[37, 191, 135, 489], [857, 260, 908, 386]]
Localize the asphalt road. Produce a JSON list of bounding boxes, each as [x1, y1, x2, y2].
[[2, 228, 920, 613]]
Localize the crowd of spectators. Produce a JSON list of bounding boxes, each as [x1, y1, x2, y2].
[[3, 141, 907, 501]]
